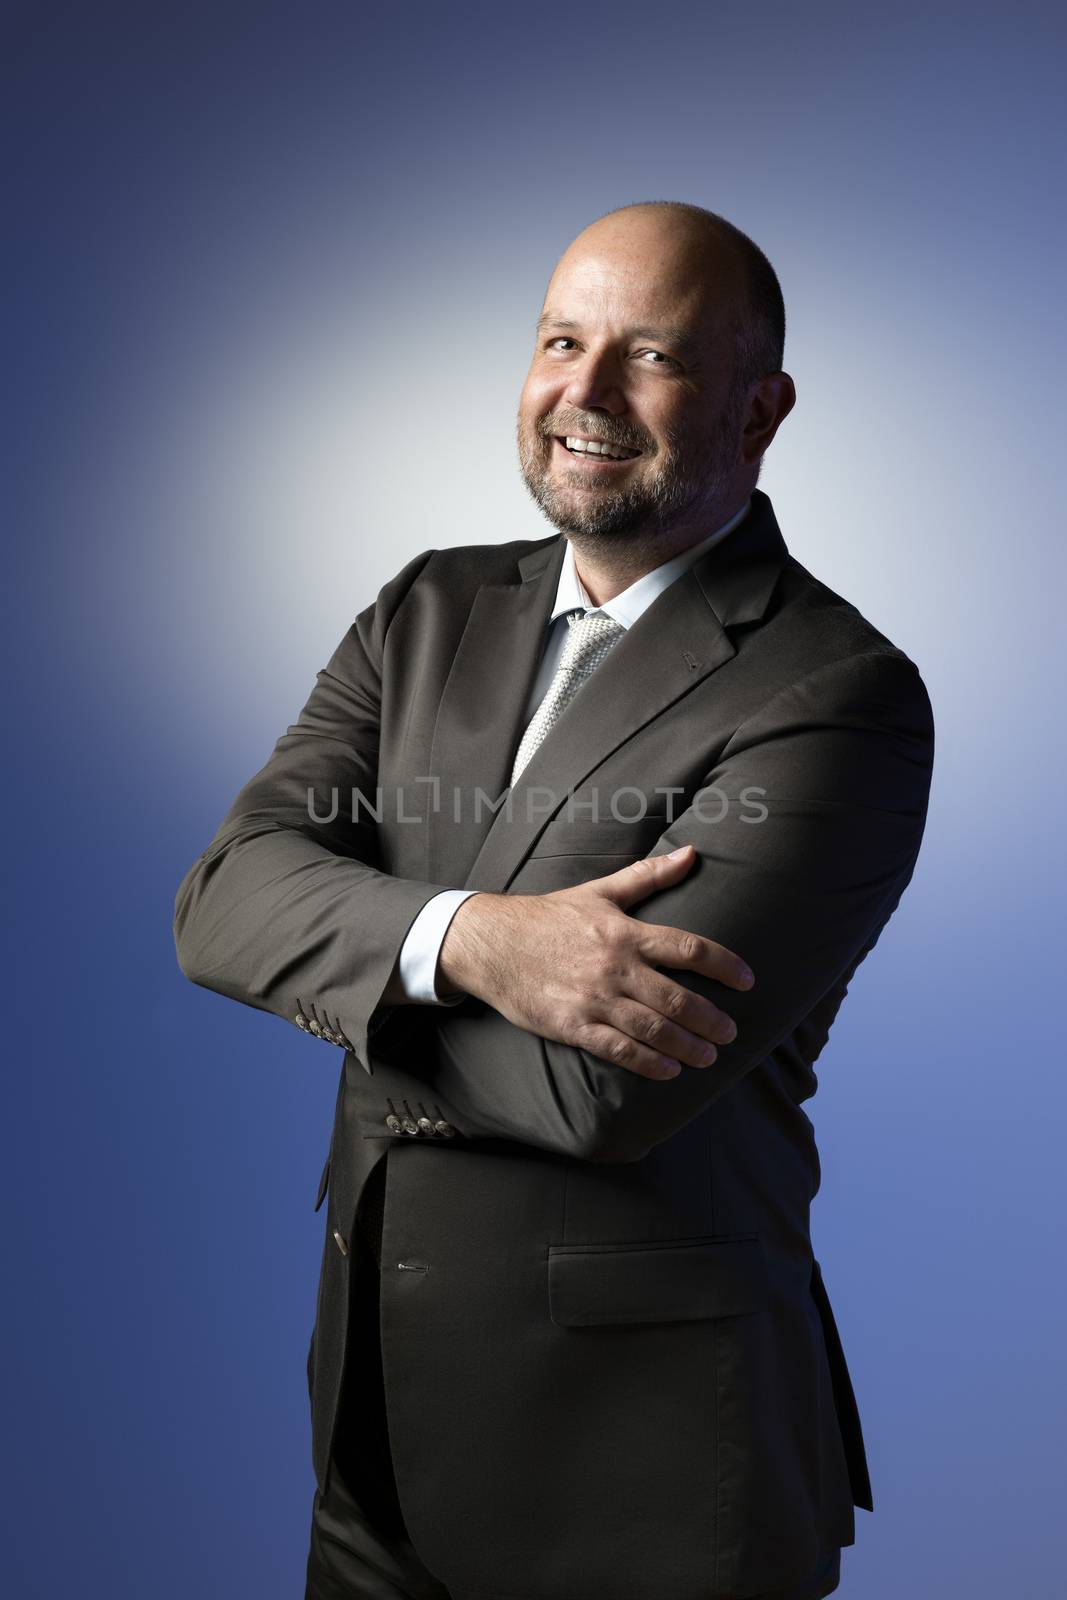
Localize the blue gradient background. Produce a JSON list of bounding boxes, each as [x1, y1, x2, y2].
[[5, 4, 1064, 1596]]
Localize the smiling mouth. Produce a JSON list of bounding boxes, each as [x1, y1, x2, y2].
[[552, 433, 643, 463]]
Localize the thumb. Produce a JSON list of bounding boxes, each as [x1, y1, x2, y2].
[[593, 843, 696, 909]]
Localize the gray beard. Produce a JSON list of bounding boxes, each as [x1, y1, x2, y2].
[[516, 402, 745, 570]]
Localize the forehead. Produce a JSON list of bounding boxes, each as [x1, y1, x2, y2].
[[540, 241, 739, 346]]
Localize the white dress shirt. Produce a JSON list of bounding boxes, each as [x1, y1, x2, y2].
[[396, 497, 753, 1003]]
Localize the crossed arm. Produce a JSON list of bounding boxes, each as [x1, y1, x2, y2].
[[174, 554, 934, 1165], [354, 649, 935, 1161]]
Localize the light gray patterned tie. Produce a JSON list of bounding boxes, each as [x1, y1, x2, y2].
[[510, 609, 626, 786]]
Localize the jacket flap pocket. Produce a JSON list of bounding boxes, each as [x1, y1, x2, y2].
[[314, 1155, 331, 1213], [548, 1235, 770, 1327]]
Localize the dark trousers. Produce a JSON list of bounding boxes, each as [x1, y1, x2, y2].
[[305, 1223, 843, 1600]]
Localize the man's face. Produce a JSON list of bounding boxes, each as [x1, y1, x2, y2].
[[516, 223, 748, 550]]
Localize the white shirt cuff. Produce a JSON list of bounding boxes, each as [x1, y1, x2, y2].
[[397, 889, 481, 1004]]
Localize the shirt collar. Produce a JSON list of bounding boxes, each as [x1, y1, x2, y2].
[[549, 497, 753, 630]]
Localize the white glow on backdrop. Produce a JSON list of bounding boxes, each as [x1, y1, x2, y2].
[[82, 224, 1063, 859]]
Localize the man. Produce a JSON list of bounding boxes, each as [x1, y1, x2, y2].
[[174, 201, 934, 1600]]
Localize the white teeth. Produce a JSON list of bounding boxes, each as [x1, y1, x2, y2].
[[564, 435, 638, 461]]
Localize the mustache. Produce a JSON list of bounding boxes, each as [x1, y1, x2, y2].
[[537, 415, 651, 454]]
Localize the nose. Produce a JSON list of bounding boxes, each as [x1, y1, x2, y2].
[[561, 347, 628, 416]]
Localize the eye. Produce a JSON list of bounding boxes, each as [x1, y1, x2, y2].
[[639, 349, 679, 368], [547, 337, 578, 351]]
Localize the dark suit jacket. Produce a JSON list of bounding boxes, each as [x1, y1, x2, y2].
[[174, 489, 934, 1599]]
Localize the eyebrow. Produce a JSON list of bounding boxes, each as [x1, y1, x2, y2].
[[535, 314, 700, 356]]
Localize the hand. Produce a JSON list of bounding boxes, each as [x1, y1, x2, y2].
[[437, 844, 755, 1081]]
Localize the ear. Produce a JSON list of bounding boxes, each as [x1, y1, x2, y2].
[[740, 372, 796, 466]]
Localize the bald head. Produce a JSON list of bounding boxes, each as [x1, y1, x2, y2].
[[549, 201, 785, 397]]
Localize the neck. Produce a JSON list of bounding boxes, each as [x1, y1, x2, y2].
[[569, 496, 749, 607]]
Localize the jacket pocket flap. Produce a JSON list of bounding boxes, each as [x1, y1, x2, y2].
[[548, 1234, 770, 1327]]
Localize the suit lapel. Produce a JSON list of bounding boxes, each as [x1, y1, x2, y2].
[[424, 534, 566, 887], [428, 490, 790, 894]]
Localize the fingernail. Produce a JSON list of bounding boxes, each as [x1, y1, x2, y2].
[[667, 844, 692, 860], [739, 968, 755, 988], [659, 1058, 681, 1077]]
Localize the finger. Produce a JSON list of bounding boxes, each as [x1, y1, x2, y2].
[[570, 1021, 683, 1080], [590, 845, 696, 909], [624, 970, 739, 1047], [593, 997, 723, 1069], [636, 924, 755, 991]]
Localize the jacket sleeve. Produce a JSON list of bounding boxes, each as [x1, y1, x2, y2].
[[172, 547, 462, 1072], [351, 650, 935, 1162]]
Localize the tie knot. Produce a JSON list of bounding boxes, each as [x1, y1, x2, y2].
[[558, 609, 626, 678]]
